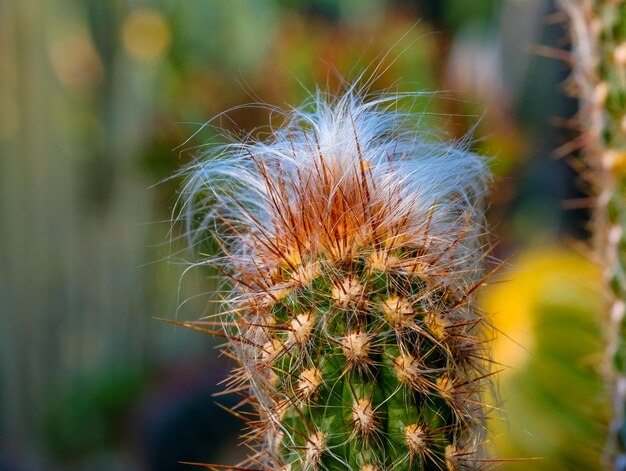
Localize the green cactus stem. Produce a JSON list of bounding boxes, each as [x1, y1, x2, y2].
[[182, 91, 494, 470]]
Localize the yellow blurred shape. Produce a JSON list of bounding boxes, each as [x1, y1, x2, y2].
[[604, 149, 626, 175], [122, 9, 171, 62], [482, 246, 601, 373], [481, 246, 605, 470], [49, 33, 103, 91]]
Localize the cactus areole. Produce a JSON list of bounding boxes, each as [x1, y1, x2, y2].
[[182, 91, 494, 470]]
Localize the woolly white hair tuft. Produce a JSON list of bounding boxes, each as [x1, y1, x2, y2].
[[179, 88, 491, 263]]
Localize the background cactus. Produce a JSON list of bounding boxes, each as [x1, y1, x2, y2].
[[560, 0, 626, 467], [182, 91, 494, 470]]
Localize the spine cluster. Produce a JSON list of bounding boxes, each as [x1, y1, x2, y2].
[[183, 91, 493, 470], [560, 1, 626, 467]]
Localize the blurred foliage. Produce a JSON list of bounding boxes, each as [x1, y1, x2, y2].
[[42, 368, 146, 461], [442, 0, 495, 27]]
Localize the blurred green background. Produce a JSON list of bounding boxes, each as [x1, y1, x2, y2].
[[0, 0, 608, 470]]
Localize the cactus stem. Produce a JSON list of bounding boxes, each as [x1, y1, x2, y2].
[[182, 90, 494, 470]]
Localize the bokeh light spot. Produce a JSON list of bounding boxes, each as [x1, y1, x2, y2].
[[122, 9, 171, 62], [49, 33, 103, 92]]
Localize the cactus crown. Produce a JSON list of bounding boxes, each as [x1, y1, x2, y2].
[[182, 90, 493, 470]]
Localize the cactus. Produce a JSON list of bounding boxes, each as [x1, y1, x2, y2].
[[560, 1, 626, 467], [182, 91, 494, 470]]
